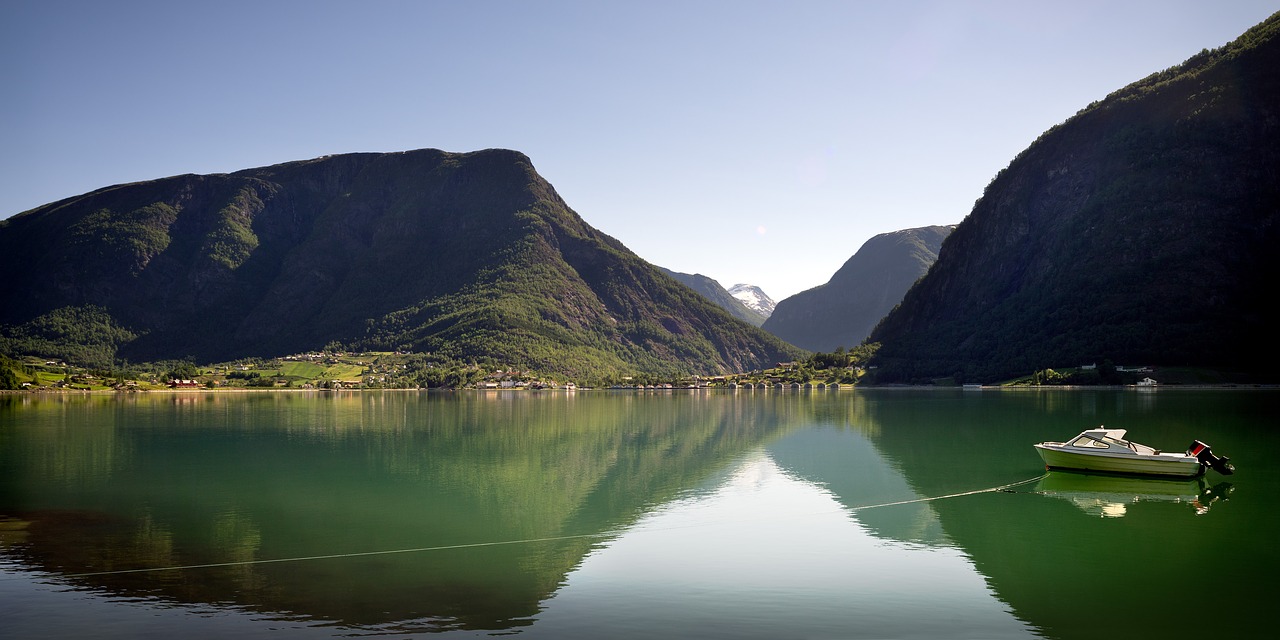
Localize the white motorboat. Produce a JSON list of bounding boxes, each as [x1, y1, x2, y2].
[[1033, 427, 1234, 478]]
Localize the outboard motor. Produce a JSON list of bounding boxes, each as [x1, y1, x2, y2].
[[1188, 440, 1235, 475]]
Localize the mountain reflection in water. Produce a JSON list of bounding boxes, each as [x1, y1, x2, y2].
[[1, 391, 791, 634], [536, 448, 1030, 639], [1, 389, 1276, 639]]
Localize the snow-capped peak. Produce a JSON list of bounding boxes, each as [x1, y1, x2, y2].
[[728, 284, 775, 318]]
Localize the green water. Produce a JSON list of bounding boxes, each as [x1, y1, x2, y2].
[[1, 389, 1275, 639]]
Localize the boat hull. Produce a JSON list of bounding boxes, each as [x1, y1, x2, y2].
[[1034, 445, 1204, 478]]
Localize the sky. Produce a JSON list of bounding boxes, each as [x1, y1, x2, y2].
[[2, 1, 1276, 300]]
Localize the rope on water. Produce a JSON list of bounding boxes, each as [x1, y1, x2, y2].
[[5, 473, 1047, 581], [12, 533, 616, 580], [844, 472, 1046, 512]]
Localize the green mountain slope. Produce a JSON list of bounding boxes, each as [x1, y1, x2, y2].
[[659, 268, 768, 327], [763, 226, 952, 352], [868, 13, 1280, 383], [0, 149, 802, 377]]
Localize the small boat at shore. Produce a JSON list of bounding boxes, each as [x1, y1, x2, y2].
[[1033, 427, 1234, 478]]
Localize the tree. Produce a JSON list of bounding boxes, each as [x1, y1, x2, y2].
[[166, 360, 200, 381], [0, 357, 20, 389]]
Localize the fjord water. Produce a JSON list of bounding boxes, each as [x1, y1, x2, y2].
[[1, 389, 1275, 639]]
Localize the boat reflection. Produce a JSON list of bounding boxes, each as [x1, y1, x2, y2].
[[1032, 470, 1233, 518]]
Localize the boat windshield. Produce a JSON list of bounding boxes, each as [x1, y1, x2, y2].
[[1070, 434, 1134, 450], [1070, 435, 1110, 448]]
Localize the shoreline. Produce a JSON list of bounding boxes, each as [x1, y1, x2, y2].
[[4, 382, 1277, 396]]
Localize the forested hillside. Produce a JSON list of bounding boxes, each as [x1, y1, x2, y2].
[[0, 149, 802, 379], [868, 13, 1280, 383]]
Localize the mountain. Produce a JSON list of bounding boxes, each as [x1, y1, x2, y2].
[[728, 284, 775, 319], [762, 226, 952, 352], [868, 13, 1280, 384], [659, 269, 767, 326], [0, 149, 803, 378]]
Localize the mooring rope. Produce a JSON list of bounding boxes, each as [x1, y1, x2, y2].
[[845, 472, 1046, 512], [605, 472, 1049, 537], [4, 473, 1047, 581], [25, 534, 618, 580]]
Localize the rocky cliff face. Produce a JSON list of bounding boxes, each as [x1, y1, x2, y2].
[[868, 13, 1280, 383], [0, 149, 802, 376], [763, 226, 952, 352]]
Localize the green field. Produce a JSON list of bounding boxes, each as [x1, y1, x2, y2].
[[324, 363, 366, 380], [279, 362, 326, 379]]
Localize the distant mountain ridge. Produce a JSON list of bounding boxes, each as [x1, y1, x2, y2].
[[728, 284, 775, 318], [762, 226, 952, 352], [0, 149, 802, 378], [869, 13, 1280, 383], [659, 269, 768, 326]]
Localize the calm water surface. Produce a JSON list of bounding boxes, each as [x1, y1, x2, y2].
[[1, 389, 1276, 639]]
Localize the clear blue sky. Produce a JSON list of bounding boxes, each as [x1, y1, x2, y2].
[[3, 1, 1275, 300]]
